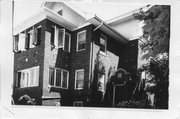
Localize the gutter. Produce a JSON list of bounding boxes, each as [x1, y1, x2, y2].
[[93, 21, 103, 31], [93, 16, 129, 42]]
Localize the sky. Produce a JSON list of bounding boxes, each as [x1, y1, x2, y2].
[[14, 1, 146, 28]]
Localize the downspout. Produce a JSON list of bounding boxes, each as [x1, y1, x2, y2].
[[94, 16, 129, 42], [93, 21, 103, 31]]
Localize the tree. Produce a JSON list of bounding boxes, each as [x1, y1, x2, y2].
[[134, 5, 170, 59], [133, 5, 170, 109]]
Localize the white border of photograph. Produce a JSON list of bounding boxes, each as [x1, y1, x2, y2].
[[1, 0, 180, 119]]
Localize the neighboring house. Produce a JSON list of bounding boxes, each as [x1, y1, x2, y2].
[[12, 2, 141, 106]]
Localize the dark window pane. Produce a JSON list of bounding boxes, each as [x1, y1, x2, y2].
[[64, 34, 70, 52], [100, 35, 106, 53], [49, 68, 54, 85], [56, 69, 61, 86], [78, 43, 85, 51], [37, 27, 41, 45], [62, 71, 68, 88], [51, 27, 55, 46]]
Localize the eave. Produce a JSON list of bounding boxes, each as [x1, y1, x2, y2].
[[87, 16, 129, 44], [13, 7, 78, 35]]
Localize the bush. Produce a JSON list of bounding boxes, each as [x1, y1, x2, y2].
[[116, 100, 151, 108]]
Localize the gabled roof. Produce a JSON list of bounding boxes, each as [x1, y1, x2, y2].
[[42, 1, 94, 20], [87, 16, 129, 44], [13, 7, 78, 35], [14, 2, 129, 44]]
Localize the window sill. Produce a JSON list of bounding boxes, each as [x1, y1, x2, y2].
[[48, 85, 68, 90], [15, 85, 39, 88], [74, 88, 83, 90], [76, 48, 86, 52], [99, 51, 107, 57]]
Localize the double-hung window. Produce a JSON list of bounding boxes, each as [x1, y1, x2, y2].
[[77, 30, 86, 51], [51, 26, 71, 52], [99, 34, 107, 53], [16, 66, 39, 88], [75, 69, 84, 90], [49, 67, 69, 89]]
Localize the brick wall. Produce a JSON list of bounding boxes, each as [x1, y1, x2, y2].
[[42, 20, 92, 105], [13, 20, 46, 105], [91, 27, 125, 92]]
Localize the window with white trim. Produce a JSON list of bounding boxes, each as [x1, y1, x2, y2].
[[73, 101, 83, 107], [77, 30, 86, 51], [49, 67, 69, 89], [13, 25, 41, 52], [75, 69, 84, 90], [51, 26, 71, 52], [16, 66, 39, 88], [99, 34, 107, 53], [28, 30, 35, 49]]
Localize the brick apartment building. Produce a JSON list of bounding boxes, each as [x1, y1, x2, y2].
[[12, 2, 138, 106]]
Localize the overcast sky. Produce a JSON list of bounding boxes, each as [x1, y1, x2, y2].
[[14, 1, 146, 27]]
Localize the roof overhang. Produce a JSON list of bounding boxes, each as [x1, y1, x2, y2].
[[13, 7, 78, 35], [87, 16, 129, 44], [106, 5, 149, 25]]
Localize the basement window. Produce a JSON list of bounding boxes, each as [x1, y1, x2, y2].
[[73, 101, 83, 107]]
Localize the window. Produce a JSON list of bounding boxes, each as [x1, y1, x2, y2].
[[16, 66, 39, 88], [49, 67, 69, 89], [99, 34, 107, 53], [73, 101, 83, 107], [13, 25, 41, 52], [77, 30, 86, 51], [56, 7, 63, 16], [57, 9, 63, 16], [13, 35, 19, 53], [75, 69, 84, 90], [51, 26, 65, 48], [18, 33, 25, 51], [64, 33, 71, 52], [118, 73, 122, 78], [97, 74, 105, 92], [51, 26, 71, 52], [28, 30, 35, 49], [27, 26, 41, 49]]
